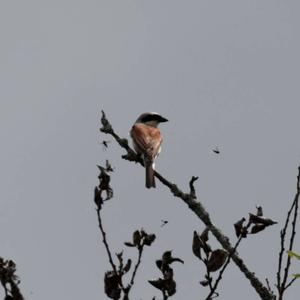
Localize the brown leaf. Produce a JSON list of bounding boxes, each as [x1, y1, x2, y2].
[[148, 279, 165, 291], [234, 217, 246, 238], [140, 229, 147, 237], [162, 251, 184, 265], [192, 231, 202, 259], [249, 214, 277, 226], [165, 278, 176, 296], [104, 271, 121, 299], [256, 206, 263, 217], [251, 224, 267, 234], [200, 280, 209, 287], [156, 259, 163, 271], [133, 230, 141, 247], [200, 227, 209, 242], [207, 249, 228, 272], [123, 259, 132, 273], [143, 234, 156, 246]]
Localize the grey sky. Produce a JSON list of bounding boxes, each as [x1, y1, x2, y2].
[[0, 1, 300, 299]]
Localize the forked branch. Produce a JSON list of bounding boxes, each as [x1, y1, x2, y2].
[[276, 166, 300, 300], [100, 111, 275, 300]]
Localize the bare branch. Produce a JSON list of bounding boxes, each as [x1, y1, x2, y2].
[[96, 207, 118, 274], [130, 247, 144, 287], [265, 278, 275, 298], [284, 276, 297, 290], [189, 176, 199, 199], [277, 166, 300, 300]]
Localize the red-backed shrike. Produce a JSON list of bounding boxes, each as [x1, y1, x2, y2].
[[130, 112, 168, 188]]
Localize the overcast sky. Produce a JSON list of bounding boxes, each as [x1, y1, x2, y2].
[[0, 1, 300, 299]]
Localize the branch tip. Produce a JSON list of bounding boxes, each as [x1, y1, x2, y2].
[[189, 176, 199, 198], [100, 110, 113, 133]]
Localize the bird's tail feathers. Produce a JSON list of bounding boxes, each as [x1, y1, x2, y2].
[[145, 161, 155, 188]]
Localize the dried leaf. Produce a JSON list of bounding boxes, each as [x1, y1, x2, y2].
[[256, 206, 263, 217], [192, 231, 202, 259], [97, 165, 113, 200], [162, 251, 172, 263], [123, 259, 132, 273], [200, 280, 209, 286], [200, 227, 209, 242], [124, 242, 135, 247], [144, 234, 156, 246], [207, 249, 228, 272], [249, 214, 277, 226], [104, 271, 121, 299], [162, 251, 184, 265], [156, 260, 163, 271], [165, 278, 176, 296], [251, 224, 266, 234], [133, 230, 141, 247], [234, 217, 246, 238], [148, 279, 165, 291], [148, 278, 176, 296], [140, 229, 147, 237]]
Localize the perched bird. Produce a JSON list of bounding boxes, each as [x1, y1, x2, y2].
[[130, 112, 168, 188]]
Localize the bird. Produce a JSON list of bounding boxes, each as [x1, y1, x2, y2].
[[130, 112, 168, 188]]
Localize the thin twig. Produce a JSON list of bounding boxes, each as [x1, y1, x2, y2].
[[189, 176, 199, 199], [277, 167, 300, 300], [205, 235, 243, 300], [200, 251, 215, 298], [265, 278, 275, 297], [284, 276, 297, 290], [130, 247, 144, 286], [205, 219, 253, 300], [282, 188, 299, 286], [276, 199, 296, 289], [96, 207, 117, 274], [97, 207, 128, 297], [206, 271, 215, 298], [100, 111, 276, 300]]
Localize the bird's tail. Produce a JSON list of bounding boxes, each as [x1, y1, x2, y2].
[[145, 161, 155, 188]]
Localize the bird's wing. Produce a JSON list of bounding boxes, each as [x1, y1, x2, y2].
[[130, 124, 162, 160]]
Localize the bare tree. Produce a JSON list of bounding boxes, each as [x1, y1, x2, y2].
[[96, 111, 299, 300]]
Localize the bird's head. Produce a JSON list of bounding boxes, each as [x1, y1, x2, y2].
[[135, 112, 168, 127]]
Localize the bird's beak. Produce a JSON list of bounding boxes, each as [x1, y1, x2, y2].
[[159, 116, 168, 123]]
